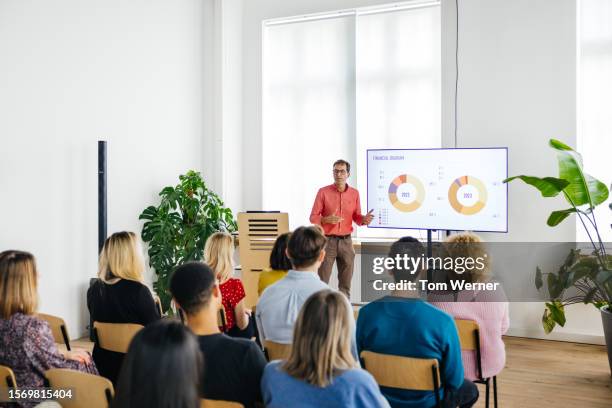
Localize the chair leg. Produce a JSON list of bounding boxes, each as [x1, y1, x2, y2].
[[493, 376, 498, 408], [485, 378, 490, 408]]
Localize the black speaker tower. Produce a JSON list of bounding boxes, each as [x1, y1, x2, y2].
[[98, 141, 107, 253]]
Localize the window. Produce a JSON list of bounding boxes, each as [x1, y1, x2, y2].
[[263, 1, 441, 237], [578, 0, 612, 243]]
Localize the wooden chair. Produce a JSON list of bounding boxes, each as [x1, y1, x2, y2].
[[237, 212, 289, 308], [360, 351, 443, 408], [45, 368, 113, 408], [154, 297, 163, 317], [263, 340, 291, 361], [455, 319, 498, 408], [0, 365, 17, 402], [38, 313, 71, 351], [201, 399, 244, 408], [93, 322, 144, 353]]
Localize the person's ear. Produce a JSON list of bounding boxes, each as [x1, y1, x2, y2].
[[285, 248, 292, 260], [318, 249, 326, 262]]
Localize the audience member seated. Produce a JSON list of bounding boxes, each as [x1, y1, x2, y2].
[[255, 226, 330, 344], [430, 232, 509, 381], [258, 232, 291, 295], [261, 289, 389, 408], [0, 250, 97, 408], [357, 237, 479, 408], [204, 232, 254, 338], [113, 319, 202, 408], [170, 261, 267, 408], [87, 231, 160, 384]]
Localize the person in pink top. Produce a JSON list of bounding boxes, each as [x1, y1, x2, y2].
[[310, 159, 374, 297], [430, 232, 510, 382]]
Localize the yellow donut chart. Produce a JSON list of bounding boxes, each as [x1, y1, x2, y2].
[[388, 174, 425, 212], [448, 175, 487, 215]]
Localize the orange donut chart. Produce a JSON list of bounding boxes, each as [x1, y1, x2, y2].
[[388, 174, 425, 212], [448, 175, 487, 215]]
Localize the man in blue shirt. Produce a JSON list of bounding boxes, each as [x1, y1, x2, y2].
[[357, 237, 478, 408]]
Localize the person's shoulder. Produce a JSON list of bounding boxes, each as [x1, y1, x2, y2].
[[337, 368, 378, 388], [263, 360, 284, 379], [21, 314, 52, 339]]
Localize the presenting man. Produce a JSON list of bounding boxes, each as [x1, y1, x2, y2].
[[309, 159, 374, 298]]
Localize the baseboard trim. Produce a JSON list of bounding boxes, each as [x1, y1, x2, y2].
[[506, 328, 605, 345]]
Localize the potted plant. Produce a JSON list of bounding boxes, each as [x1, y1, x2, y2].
[[504, 139, 611, 374], [139, 170, 237, 312]]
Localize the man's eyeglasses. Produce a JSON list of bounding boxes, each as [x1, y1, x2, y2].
[[333, 169, 347, 175]]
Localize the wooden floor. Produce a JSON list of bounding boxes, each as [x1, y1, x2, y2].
[[68, 336, 611, 407], [473, 336, 611, 408]]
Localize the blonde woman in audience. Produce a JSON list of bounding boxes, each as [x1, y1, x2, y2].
[[258, 232, 291, 295], [204, 232, 254, 338], [0, 250, 97, 408], [430, 232, 509, 381], [87, 231, 160, 384], [261, 289, 390, 408]]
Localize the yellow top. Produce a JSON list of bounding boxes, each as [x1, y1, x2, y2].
[[258, 269, 288, 296]]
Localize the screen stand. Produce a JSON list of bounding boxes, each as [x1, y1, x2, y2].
[[426, 230, 434, 286]]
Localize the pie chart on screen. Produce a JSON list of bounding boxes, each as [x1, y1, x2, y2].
[[388, 174, 425, 212], [448, 175, 488, 215]]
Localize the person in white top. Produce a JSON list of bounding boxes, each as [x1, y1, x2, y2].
[[256, 225, 357, 357]]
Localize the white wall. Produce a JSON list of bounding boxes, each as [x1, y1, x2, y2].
[[239, 0, 604, 343], [0, 0, 213, 337]]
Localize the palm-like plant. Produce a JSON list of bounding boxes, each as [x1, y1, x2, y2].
[[504, 139, 611, 333], [139, 170, 237, 312]]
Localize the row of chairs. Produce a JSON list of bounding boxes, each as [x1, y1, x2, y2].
[[0, 319, 243, 408], [263, 316, 498, 408]]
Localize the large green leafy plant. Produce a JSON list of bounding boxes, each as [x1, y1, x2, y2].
[[504, 139, 611, 333], [139, 170, 237, 312]]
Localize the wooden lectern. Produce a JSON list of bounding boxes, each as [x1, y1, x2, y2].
[[237, 212, 289, 307]]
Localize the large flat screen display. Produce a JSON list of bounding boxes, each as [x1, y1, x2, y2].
[[366, 148, 508, 232]]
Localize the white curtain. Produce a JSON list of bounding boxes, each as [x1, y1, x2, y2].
[[355, 5, 441, 238], [262, 16, 356, 229], [579, 0, 612, 243], [262, 2, 441, 233]]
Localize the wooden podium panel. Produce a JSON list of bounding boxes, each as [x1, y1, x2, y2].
[[237, 212, 289, 307]]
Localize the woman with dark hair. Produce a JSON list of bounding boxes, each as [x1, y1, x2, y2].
[[113, 319, 202, 408], [258, 232, 292, 295]]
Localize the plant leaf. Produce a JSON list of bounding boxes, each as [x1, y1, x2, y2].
[[547, 273, 562, 299], [546, 301, 566, 327], [547, 208, 577, 226], [542, 308, 556, 334], [535, 267, 543, 290], [555, 145, 609, 208], [549, 139, 574, 151], [503, 175, 569, 197]]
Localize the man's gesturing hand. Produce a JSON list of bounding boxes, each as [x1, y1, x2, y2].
[[322, 210, 344, 225], [362, 209, 374, 225]]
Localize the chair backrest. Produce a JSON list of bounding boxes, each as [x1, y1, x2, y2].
[[263, 340, 292, 361], [360, 351, 441, 392], [154, 297, 163, 317], [218, 305, 227, 331], [237, 212, 289, 307], [38, 313, 71, 351], [0, 365, 17, 401], [93, 322, 144, 353], [46, 368, 114, 408], [201, 399, 244, 408], [454, 319, 480, 351], [454, 319, 483, 379]]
